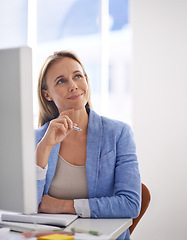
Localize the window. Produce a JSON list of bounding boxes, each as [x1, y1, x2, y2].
[[0, 0, 27, 48], [14, 0, 131, 127]]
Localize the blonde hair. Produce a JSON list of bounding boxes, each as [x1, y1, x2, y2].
[[37, 51, 92, 127]]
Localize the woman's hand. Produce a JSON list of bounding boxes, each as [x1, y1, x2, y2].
[[36, 109, 76, 168], [38, 195, 76, 214], [41, 109, 75, 148]]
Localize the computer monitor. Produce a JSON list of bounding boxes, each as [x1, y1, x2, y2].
[[0, 46, 37, 214]]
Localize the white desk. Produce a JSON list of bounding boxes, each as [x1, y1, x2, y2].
[[5, 218, 132, 240], [65, 218, 132, 239]]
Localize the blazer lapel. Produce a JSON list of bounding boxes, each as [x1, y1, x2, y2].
[[86, 109, 102, 198]]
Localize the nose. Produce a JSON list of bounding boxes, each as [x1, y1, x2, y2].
[[69, 79, 78, 92]]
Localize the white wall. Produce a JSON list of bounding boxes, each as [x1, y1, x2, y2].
[[131, 1, 187, 239]]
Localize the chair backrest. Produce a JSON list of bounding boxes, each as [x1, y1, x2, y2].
[[129, 183, 151, 235]]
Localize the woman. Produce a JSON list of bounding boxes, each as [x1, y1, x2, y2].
[[35, 51, 141, 240]]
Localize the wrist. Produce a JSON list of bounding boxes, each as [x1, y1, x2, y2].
[[39, 138, 53, 152], [61, 200, 76, 214], [36, 140, 52, 169]]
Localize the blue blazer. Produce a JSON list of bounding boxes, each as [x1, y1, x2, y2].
[[35, 108, 141, 219]]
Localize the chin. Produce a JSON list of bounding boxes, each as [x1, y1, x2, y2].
[[72, 103, 87, 111]]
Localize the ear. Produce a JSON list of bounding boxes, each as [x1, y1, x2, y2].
[[42, 89, 53, 101]]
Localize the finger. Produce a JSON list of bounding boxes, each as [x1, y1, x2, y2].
[[57, 115, 73, 130], [50, 119, 67, 130], [49, 121, 67, 134], [64, 116, 74, 130], [61, 117, 68, 130], [55, 122, 68, 134]]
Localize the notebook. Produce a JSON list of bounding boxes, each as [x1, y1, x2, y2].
[[0, 220, 61, 232], [1, 213, 78, 227]]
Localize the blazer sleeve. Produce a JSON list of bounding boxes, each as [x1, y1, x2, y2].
[[35, 125, 48, 207], [88, 124, 141, 218]]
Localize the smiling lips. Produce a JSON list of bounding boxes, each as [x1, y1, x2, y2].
[[67, 93, 83, 100]]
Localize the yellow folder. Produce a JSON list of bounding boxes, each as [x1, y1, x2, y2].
[[37, 234, 74, 240]]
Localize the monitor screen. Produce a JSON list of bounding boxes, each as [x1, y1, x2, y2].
[[0, 46, 37, 214]]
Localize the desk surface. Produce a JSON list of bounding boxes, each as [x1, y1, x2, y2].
[[65, 218, 132, 239], [0, 211, 132, 240], [6, 218, 132, 240]]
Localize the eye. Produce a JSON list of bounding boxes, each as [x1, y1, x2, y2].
[[56, 78, 66, 85], [74, 74, 83, 79]]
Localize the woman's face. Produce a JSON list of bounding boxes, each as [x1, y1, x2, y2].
[[43, 57, 89, 113]]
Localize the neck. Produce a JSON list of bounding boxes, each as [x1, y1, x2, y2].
[[68, 107, 89, 133]]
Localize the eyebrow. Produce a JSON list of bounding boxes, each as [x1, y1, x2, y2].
[[54, 75, 64, 83], [53, 70, 83, 83], [73, 70, 83, 75]]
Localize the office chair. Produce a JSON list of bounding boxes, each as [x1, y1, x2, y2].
[[129, 183, 151, 235]]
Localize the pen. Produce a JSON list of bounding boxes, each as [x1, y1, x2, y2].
[[72, 126, 82, 131], [71, 227, 102, 236]]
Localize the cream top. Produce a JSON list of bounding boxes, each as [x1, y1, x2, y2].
[[48, 155, 88, 200]]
